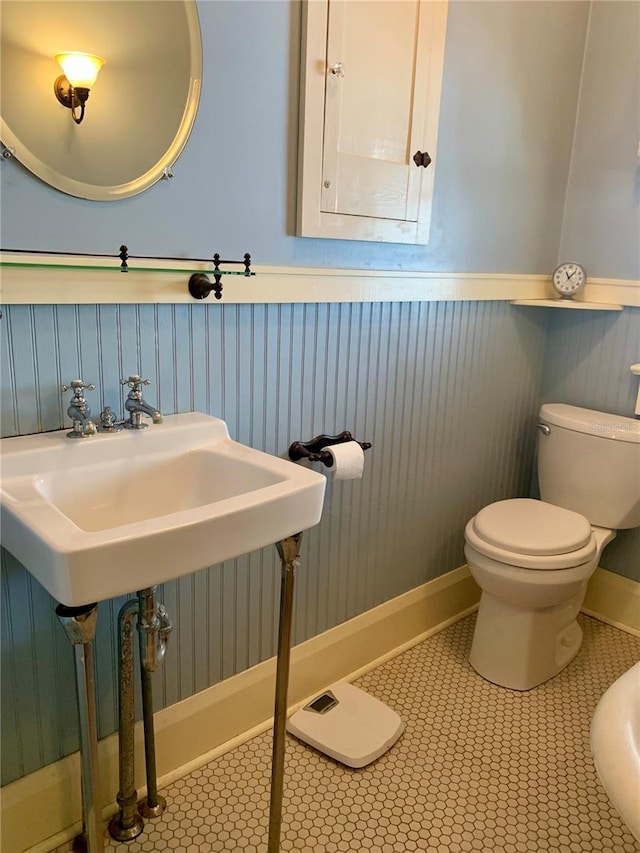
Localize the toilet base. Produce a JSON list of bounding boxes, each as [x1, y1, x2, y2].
[[469, 586, 586, 691]]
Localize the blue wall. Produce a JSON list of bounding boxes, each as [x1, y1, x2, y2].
[[560, 1, 640, 279], [1, 0, 638, 788], [1, 1, 590, 273], [549, 0, 640, 577]]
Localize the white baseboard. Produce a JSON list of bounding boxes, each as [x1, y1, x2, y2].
[[582, 567, 640, 636], [2, 566, 480, 853]]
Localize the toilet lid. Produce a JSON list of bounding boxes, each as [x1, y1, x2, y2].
[[471, 499, 592, 556]]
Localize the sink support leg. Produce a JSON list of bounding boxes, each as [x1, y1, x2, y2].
[[268, 532, 303, 853], [55, 603, 104, 853]]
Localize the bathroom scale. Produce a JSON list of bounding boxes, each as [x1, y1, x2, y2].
[[286, 682, 404, 768]]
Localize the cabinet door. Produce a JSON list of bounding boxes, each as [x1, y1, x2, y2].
[[297, 0, 448, 245]]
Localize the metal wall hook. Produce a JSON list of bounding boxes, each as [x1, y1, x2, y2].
[[188, 252, 253, 300], [188, 272, 223, 301], [288, 431, 371, 468]]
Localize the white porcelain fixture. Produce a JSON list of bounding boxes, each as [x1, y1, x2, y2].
[[0, 413, 326, 606], [591, 661, 640, 841], [465, 404, 640, 691]]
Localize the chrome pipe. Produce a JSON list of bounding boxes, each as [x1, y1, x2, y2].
[[55, 603, 104, 853], [108, 600, 144, 841], [267, 532, 303, 853], [137, 589, 172, 673], [137, 590, 172, 817], [138, 662, 166, 818], [137, 587, 160, 672], [109, 588, 172, 838]]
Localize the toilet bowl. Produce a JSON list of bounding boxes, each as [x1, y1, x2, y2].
[[465, 499, 615, 690]]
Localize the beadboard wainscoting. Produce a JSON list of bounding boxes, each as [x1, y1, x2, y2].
[[2, 293, 639, 798], [1, 298, 549, 787]]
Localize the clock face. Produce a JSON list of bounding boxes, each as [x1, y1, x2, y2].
[[552, 262, 587, 298]]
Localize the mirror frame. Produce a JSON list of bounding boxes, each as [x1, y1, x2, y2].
[[0, 1, 202, 201]]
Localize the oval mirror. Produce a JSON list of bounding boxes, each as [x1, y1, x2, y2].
[[0, 0, 202, 201]]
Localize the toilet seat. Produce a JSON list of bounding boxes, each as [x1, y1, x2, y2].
[[474, 499, 592, 554], [465, 499, 597, 570]]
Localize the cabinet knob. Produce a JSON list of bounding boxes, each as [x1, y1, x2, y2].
[[329, 62, 345, 78], [413, 150, 432, 168]]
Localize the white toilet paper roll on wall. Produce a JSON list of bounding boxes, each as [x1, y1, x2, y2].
[[324, 441, 365, 480]]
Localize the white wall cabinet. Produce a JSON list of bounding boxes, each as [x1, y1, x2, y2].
[[297, 0, 448, 245]]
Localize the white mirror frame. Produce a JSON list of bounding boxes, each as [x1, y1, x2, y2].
[[0, 1, 202, 201]]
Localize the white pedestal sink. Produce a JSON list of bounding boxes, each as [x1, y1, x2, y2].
[[0, 412, 326, 605], [1, 412, 327, 853]]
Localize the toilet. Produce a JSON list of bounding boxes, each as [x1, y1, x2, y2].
[[465, 403, 640, 691]]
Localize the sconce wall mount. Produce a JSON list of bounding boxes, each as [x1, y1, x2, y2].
[[54, 52, 105, 125], [54, 77, 90, 124]]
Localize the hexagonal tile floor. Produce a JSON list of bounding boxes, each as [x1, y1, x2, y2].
[[53, 613, 640, 852]]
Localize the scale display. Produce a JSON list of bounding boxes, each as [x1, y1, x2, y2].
[[307, 692, 339, 714]]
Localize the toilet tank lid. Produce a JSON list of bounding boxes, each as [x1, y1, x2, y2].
[[471, 499, 593, 556], [540, 404, 640, 444]]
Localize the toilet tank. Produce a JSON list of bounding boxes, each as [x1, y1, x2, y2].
[[537, 404, 640, 529]]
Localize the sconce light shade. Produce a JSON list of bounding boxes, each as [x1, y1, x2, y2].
[[55, 52, 105, 88], [54, 52, 105, 124]]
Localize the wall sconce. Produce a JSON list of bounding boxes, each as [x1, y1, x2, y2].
[[54, 52, 105, 125]]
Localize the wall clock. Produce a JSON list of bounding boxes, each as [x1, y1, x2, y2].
[[552, 262, 587, 299]]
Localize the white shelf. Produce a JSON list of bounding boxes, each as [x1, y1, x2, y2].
[[511, 299, 623, 312]]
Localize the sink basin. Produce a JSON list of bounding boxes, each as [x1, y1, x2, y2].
[[591, 661, 640, 841], [0, 413, 326, 606]]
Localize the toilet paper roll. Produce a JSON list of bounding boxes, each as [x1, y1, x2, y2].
[[324, 441, 365, 480]]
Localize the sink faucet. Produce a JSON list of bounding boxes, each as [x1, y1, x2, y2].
[[121, 376, 163, 430], [61, 380, 97, 438]]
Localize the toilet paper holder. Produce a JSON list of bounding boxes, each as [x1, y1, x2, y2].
[[288, 432, 372, 468]]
